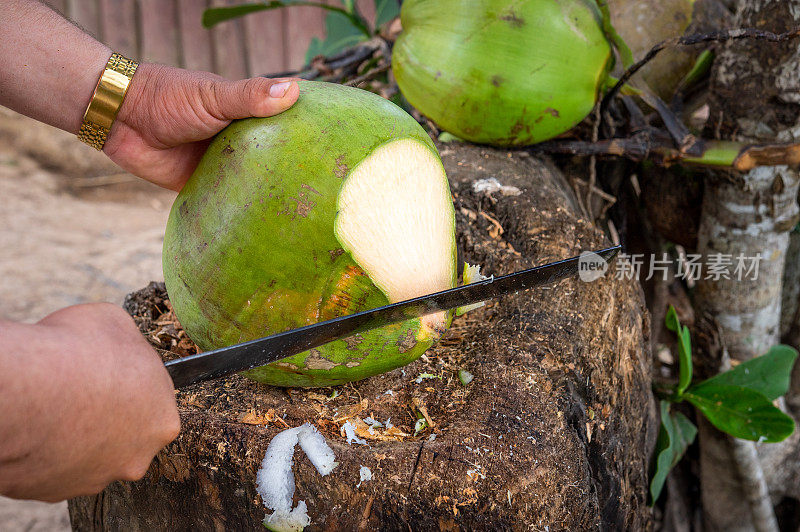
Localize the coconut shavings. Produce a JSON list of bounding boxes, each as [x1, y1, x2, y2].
[[357, 466, 373, 488], [457, 263, 489, 316], [458, 369, 474, 385], [256, 423, 338, 532], [340, 421, 368, 445], [363, 417, 384, 434], [472, 177, 522, 197], [414, 372, 441, 384]]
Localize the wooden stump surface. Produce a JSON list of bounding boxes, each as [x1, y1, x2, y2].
[[69, 143, 656, 531]]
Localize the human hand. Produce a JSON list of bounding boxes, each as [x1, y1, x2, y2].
[[0, 303, 180, 502], [103, 64, 300, 191]]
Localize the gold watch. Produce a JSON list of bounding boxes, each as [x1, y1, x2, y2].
[[77, 53, 138, 150]]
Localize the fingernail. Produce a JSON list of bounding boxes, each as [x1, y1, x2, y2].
[[269, 81, 292, 98]]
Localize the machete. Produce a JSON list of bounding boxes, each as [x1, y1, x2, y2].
[[166, 245, 620, 388]]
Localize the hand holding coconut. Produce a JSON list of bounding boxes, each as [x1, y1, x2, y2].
[[104, 65, 299, 191]]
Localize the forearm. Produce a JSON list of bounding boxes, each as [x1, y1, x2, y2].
[[0, 0, 110, 134]]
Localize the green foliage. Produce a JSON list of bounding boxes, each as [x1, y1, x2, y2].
[[202, 1, 401, 64], [683, 385, 794, 443], [594, 0, 633, 68], [202, 2, 358, 29], [306, 10, 367, 62], [678, 49, 714, 90], [649, 305, 797, 505], [374, 0, 400, 28], [665, 305, 691, 395], [650, 401, 697, 504], [689, 344, 797, 401]]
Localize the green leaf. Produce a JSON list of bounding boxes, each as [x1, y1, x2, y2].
[[203, 1, 369, 38], [305, 10, 369, 63], [685, 384, 795, 443], [650, 401, 697, 505], [678, 49, 714, 90], [689, 345, 798, 401], [594, 0, 633, 68], [203, 1, 314, 27], [374, 0, 400, 28], [665, 305, 692, 396]]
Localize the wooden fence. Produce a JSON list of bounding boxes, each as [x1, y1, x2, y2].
[[43, 0, 378, 78]]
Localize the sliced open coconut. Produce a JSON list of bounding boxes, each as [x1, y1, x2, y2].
[[164, 80, 458, 387], [335, 138, 455, 333]]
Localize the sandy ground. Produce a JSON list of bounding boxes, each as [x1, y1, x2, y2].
[[0, 113, 175, 530]]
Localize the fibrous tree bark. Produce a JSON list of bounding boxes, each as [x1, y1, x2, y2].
[[697, 1, 800, 529], [68, 143, 656, 531]]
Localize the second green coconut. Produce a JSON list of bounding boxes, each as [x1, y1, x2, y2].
[[393, 0, 613, 146]]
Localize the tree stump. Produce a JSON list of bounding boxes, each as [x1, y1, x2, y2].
[[68, 143, 656, 531]]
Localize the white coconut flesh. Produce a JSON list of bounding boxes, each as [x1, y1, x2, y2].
[[334, 138, 455, 333], [256, 423, 338, 532]]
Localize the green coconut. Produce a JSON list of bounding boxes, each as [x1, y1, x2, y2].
[[392, 0, 613, 146], [163, 81, 457, 387]]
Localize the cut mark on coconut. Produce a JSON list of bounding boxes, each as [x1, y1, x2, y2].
[[335, 139, 455, 333], [256, 423, 338, 532]]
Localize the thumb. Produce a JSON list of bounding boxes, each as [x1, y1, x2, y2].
[[206, 77, 299, 121]]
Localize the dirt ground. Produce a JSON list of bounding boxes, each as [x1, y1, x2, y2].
[[0, 110, 175, 530]]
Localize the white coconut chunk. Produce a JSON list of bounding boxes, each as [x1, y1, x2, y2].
[[264, 504, 310, 532], [458, 369, 474, 385], [335, 139, 455, 333], [297, 424, 339, 476], [257, 423, 338, 532], [357, 466, 373, 488], [340, 421, 368, 445], [257, 427, 301, 513]]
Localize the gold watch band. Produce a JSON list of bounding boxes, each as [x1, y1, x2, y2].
[[77, 53, 138, 150]]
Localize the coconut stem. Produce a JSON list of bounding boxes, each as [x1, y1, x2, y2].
[[601, 27, 800, 113], [529, 135, 800, 171]]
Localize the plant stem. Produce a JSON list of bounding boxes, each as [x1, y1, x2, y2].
[[729, 437, 780, 532], [601, 26, 800, 113]]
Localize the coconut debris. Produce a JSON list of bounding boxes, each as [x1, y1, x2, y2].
[[414, 372, 441, 384], [357, 466, 373, 488], [256, 423, 338, 532], [340, 420, 368, 445], [456, 263, 489, 316], [362, 417, 384, 434], [472, 177, 522, 197]]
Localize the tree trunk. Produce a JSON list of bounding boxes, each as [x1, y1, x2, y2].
[[68, 143, 656, 531], [697, 1, 800, 529]]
